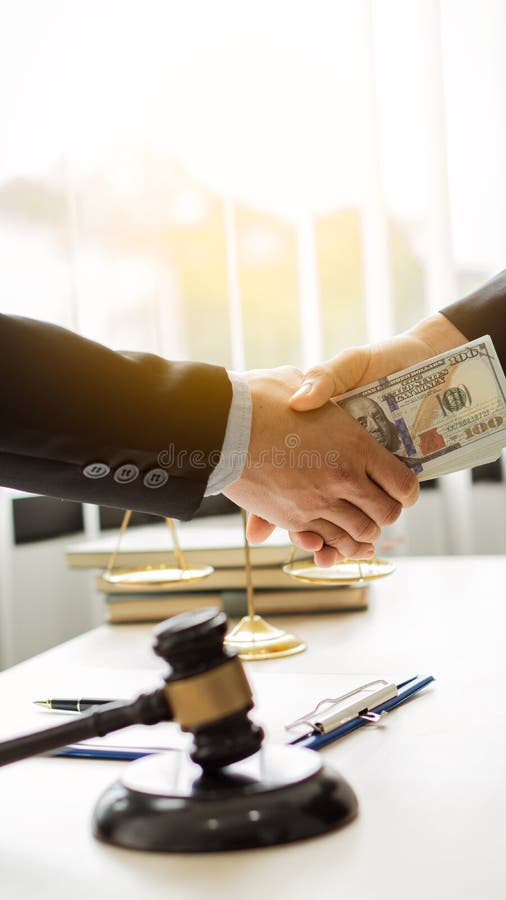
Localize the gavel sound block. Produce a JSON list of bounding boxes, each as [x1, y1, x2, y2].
[[0, 609, 358, 852]]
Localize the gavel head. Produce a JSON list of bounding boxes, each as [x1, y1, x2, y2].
[[153, 608, 264, 772]]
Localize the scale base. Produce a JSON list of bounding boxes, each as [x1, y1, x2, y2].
[[93, 745, 358, 852], [224, 615, 306, 660]]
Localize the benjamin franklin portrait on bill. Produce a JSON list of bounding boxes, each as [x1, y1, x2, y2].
[[339, 396, 401, 454]]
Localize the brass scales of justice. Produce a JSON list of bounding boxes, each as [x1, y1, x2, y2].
[[101, 509, 396, 659]]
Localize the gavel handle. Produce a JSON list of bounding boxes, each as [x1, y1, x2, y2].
[[0, 689, 171, 766]]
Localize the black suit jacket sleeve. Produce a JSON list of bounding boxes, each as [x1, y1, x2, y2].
[[0, 315, 233, 520], [441, 269, 506, 370]]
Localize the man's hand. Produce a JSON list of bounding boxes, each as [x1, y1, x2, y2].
[[223, 365, 419, 566], [260, 313, 466, 560], [289, 313, 467, 411]]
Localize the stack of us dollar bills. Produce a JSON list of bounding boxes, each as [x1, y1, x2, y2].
[[334, 336, 506, 481]]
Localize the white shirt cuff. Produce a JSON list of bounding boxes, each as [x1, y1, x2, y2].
[[205, 371, 252, 496]]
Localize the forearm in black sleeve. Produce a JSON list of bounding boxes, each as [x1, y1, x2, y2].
[[441, 269, 506, 371], [0, 315, 232, 520]]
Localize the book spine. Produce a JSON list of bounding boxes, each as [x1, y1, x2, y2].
[[104, 588, 368, 623]]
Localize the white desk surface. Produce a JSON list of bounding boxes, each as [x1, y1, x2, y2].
[[1, 556, 505, 900]]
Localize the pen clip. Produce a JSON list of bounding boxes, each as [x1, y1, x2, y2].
[[285, 679, 397, 736]]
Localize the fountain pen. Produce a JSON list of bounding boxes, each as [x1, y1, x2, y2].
[[34, 698, 120, 713]]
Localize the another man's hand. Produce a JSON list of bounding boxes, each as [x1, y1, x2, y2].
[[223, 365, 419, 566], [289, 313, 467, 412], [265, 312, 467, 560]]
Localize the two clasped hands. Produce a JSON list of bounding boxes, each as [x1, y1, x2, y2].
[[1, 273, 500, 552], [224, 310, 468, 566]]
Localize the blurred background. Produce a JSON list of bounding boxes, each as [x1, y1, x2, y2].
[[1, 0, 505, 664]]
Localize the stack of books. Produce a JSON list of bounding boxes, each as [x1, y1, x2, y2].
[[66, 514, 368, 623]]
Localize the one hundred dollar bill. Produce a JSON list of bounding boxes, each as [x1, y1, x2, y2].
[[333, 336, 506, 481]]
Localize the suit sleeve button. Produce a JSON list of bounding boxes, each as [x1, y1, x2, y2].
[[143, 468, 169, 489], [114, 464, 140, 484], [83, 462, 110, 479]]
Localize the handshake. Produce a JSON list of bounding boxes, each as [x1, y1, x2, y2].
[[2, 273, 503, 560], [224, 311, 473, 566]]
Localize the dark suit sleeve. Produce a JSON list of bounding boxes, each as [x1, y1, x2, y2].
[[0, 315, 233, 520], [441, 270, 506, 370]]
